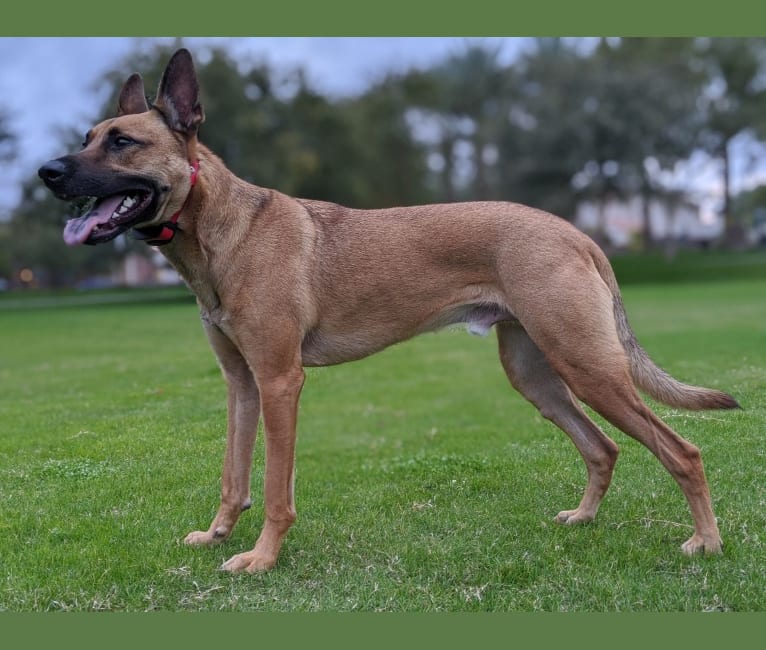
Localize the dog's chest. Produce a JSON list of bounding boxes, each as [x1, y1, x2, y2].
[[200, 304, 236, 337], [163, 250, 227, 323]]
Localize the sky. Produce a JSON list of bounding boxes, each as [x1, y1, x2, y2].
[[0, 36, 527, 214], [0, 36, 760, 224]]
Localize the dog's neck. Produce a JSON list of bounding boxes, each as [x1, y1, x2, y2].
[[133, 160, 200, 246], [157, 143, 273, 312]]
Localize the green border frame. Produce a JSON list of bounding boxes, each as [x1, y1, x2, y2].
[[3, 612, 766, 646], [3, 0, 766, 35], [3, 0, 766, 643]]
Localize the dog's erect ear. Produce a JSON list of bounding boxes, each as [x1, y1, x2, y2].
[[154, 48, 205, 134], [117, 73, 149, 116]]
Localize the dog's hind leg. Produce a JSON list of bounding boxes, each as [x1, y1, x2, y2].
[[567, 370, 722, 554], [496, 322, 619, 524], [184, 322, 260, 547], [518, 272, 722, 554]]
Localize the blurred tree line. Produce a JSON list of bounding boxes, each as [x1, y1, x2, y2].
[[2, 37, 766, 288]]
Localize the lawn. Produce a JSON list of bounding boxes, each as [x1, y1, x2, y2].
[[0, 279, 764, 611]]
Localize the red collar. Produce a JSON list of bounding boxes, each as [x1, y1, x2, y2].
[[133, 160, 200, 246]]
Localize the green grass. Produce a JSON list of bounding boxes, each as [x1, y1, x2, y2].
[[610, 248, 766, 285], [0, 279, 764, 611]]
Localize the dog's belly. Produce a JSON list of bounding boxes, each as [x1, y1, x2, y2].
[[300, 302, 516, 367], [300, 330, 398, 366]]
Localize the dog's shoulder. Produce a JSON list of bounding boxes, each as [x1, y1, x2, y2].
[[295, 197, 350, 226]]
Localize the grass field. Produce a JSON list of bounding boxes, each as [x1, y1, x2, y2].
[[0, 278, 764, 611]]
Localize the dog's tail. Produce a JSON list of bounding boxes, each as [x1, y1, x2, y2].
[[592, 250, 739, 411]]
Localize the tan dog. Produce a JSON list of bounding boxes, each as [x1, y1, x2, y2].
[[39, 48, 738, 573]]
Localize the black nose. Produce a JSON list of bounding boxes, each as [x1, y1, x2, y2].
[[38, 159, 70, 185]]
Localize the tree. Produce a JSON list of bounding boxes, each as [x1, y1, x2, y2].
[[0, 107, 14, 164], [495, 38, 592, 219], [575, 38, 703, 249], [400, 43, 514, 202], [339, 78, 433, 208], [0, 107, 17, 281], [694, 38, 766, 248], [494, 38, 704, 250], [99, 42, 431, 208], [6, 40, 433, 286]]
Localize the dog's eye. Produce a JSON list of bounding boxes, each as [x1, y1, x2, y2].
[[113, 135, 135, 148]]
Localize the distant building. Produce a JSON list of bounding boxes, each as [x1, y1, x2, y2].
[[575, 196, 723, 248], [113, 251, 182, 287]]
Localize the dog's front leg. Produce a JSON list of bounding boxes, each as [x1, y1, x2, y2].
[[185, 322, 260, 546], [220, 330, 304, 573]]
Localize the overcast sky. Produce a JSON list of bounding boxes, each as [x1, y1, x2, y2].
[[1, 36, 761, 222], [0, 36, 529, 213]]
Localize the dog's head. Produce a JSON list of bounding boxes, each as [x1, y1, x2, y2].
[[38, 48, 205, 245]]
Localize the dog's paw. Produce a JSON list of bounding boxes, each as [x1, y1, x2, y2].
[[220, 549, 277, 574], [555, 508, 595, 525], [183, 528, 228, 546], [681, 534, 723, 556]]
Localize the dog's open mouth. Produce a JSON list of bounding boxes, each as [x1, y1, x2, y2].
[[63, 191, 156, 246]]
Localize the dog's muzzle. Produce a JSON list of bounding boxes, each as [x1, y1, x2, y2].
[[37, 155, 166, 246]]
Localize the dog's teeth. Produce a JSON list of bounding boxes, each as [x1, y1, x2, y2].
[[114, 196, 137, 216]]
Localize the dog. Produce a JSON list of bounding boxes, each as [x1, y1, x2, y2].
[[38, 48, 738, 573]]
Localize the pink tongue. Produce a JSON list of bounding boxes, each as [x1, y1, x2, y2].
[[63, 195, 126, 246]]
